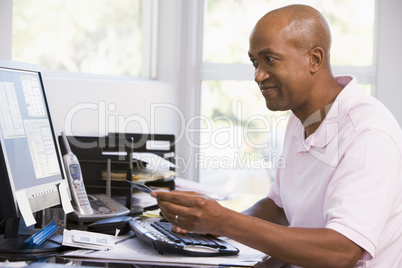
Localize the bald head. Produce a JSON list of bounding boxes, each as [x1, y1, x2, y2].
[[248, 4, 341, 119], [252, 4, 332, 65]]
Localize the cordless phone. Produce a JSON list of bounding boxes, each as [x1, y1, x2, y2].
[[62, 131, 94, 215], [61, 132, 130, 222]]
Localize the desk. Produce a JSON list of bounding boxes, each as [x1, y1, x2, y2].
[[0, 194, 287, 268]]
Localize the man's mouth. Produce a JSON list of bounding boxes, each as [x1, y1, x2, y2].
[[260, 86, 278, 97]]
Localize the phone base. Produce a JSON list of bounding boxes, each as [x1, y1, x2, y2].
[[68, 194, 130, 223]]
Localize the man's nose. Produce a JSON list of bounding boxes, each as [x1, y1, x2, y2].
[[254, 67, 270, 84]]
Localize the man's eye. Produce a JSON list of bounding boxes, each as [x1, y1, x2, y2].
[[250, 59, 258, 68], [266, 56, 275, 63]]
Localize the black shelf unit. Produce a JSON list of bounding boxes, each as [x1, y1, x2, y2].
[[58, 133, 176, 213]]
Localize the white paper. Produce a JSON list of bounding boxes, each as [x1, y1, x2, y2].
[[63, 229, 115, 251], [58, 180, 74, 214], [132, 152, 175, 169], [15, 190, 36, 226], [174, 177, 236, 201], [0, 261, 28, 267]]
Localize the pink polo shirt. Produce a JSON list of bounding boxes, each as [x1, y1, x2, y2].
[[268, 76, 402, 267]]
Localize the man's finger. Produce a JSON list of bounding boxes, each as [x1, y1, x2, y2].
[[153, 190, 206, 207], [172, 225, 189, 234]]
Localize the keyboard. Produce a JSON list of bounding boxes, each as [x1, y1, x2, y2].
[[129, 218, 239, 256]]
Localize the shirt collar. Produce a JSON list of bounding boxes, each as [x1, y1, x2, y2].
[[295, 75, 363, 152]]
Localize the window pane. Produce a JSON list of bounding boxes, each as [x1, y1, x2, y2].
[[199, 80, 371, 194], [12, 0, 143, 76], [199, 80, 289, 195], [203, 0, 375, 66]]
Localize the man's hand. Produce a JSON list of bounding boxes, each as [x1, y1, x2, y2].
[[150, 190, 228, 235]]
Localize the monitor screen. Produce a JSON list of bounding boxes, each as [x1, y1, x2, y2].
[[0, 60, 66, 222]]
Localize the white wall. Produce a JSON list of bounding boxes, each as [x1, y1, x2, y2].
[[0, 0, 12, 59], [376, 0, 402, 126], [44, 74, 181, 138]]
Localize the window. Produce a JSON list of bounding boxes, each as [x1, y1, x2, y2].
[[203, 0, 375, 66], [199, 0, 376, 195], [12, 0, 154, 77]]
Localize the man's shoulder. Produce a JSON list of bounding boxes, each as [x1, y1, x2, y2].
[[341, 95, 402, 156], [335, 76, 401, 137], [348, 94, 400, 133]]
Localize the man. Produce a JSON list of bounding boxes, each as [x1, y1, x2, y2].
[[151, 4, 402, 267]]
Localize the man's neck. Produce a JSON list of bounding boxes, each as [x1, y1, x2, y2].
[[302, 103, 333, 138], [299, 76, 343, 139]]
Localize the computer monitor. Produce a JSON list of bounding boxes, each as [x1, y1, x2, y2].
[[0, 60, 68, 254]]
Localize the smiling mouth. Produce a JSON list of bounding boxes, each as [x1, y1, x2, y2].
[[260, 86, 278, 96]]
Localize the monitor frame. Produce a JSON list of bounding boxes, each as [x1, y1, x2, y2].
[[0, 59, 68, 241]]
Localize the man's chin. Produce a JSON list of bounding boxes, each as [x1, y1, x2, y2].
[[265, 101, 284, 111]]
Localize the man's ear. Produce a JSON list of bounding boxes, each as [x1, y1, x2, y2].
[[309, 47, 325, 73]]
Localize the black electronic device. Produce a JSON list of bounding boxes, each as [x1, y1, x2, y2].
[[0, 60, 69, 255], [129, 218, 239, 257], [58, 133, 176, 213], [88, 216, 132, 235]]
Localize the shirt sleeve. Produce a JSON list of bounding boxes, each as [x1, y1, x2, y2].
[[324, 129, 401, 260]]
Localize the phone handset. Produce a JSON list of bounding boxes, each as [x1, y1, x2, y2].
[[61, 132, 93, 215]]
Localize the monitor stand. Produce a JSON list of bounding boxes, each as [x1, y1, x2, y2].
[[0, 218, 64, 260]]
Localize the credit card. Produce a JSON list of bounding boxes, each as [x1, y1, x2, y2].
[[126, 181, 153, 194]]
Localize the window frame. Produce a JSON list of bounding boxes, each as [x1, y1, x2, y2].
[[0, 0, 158, 80]]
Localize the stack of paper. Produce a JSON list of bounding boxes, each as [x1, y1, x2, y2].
[[62, 229, 116, 251]]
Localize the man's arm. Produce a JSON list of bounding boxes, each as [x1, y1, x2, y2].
[[242, 196, 289, 226], [223, 206, 363, 268], [152, 191, 363, 268]]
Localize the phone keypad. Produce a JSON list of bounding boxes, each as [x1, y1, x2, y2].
[[75, 184, 90, 207]]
